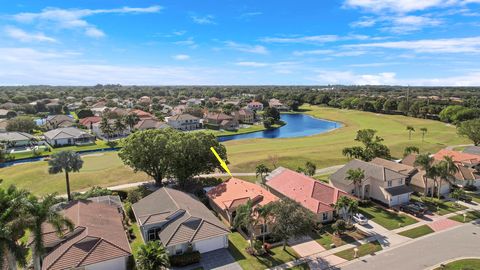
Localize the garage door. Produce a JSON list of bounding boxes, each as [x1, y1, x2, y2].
[[194, 235, 228, 253], [392, 194, 410, 206]]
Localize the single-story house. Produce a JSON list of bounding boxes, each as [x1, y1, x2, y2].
[[132, 187, 229, 255], [133, 118, 169, 130], [266, 167, 351, 223], [0, 132, 36, 149], [434, 149, 480, 170], [91, 120, 130, 139], [39, 200, 132, 270], [43, 127, 95, 147], [330, 159, 413, 207], [129, 109, 154, 119], [207, 178, 278, 236], [45, 115, 75, 129], [165, 114, 201, 131], [79, 116, 102, 129]]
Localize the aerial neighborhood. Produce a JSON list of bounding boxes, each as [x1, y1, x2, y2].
[[1, 85, 480, 270]]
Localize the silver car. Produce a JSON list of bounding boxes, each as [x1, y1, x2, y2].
[[353, 213, 368, 225]]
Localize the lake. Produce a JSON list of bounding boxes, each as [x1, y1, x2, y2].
[[217, 114, 340, 142]]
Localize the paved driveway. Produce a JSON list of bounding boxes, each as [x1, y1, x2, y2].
[[173, 249, 241, 270], [289, 236, 326, 257], [340, 222, 480, 270]]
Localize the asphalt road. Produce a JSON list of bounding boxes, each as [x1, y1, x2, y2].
[[339, 222, 480, 270]]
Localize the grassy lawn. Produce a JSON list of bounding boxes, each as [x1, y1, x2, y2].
[[449, 211, 480, 223], [224, 105, 468, 172], [0, 151, 147, 195], [467, 192, 480, 204], [310, 225, 368, 250], [228, 232, 299, 270], [411, 196, 467, 215], [10, 140, 111, 160], [434, 259, 480, 270], [334, 241, 382, 261], [359, 204, 418, 230], [129, 222, 144, 257], [288, 263, 310, 270], [313, 173, 331, 183], [398, 225, 434, 239]]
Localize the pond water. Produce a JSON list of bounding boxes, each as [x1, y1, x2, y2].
[[217, 114, 341, 142]]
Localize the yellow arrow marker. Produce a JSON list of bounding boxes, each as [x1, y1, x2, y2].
[[210, 147, 232, 177]]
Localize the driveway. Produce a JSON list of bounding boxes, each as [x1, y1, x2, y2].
[[288, 235, 326, 257], [173, 249, 241, 270], [340, 222, 480, 270]]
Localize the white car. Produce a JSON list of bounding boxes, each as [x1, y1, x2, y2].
[[353, 213, 368, 225]]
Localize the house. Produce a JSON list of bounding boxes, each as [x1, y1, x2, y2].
[[207, 178, 278, 236], [433, 149, 480, 169], [0, 109, 13, 119], [39, 200, 131, 270], [91, 120, 130, 139], [172, 105, 187, 116], [0, 119, 7, 132], [44, 127, 95, 147], [45, 115, 75, 129], [268, 98, 289, 111], [138, 96, 151, 104], [129, 109, 154, 119], [165, 114, 201, 131], [266, 167, 351, 223], [132, 187, 229, 255], [370, 157, 417, 184], [330, 159, 413, 207], [133, 118, 169, 130], [0, 132, 36, 149], [247, 101, 263, 111], [79, 116, 102, 130], [232, 109, 255, 124], [204, 113, 239, 131], [187, 98, 203, 106]]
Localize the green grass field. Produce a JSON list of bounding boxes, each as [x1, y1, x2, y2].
[[0, 106, 469, 195], [224, 105, 468, 172], [334, 241, 382, 261], [359, 205, 418, 230], [398, 225, 434, 239], [434, 259, 480, 270]]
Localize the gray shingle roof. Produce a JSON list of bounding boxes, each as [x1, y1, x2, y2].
[[330, 159, 407, 186], [43, 127, 94, 140], [384, 185, 414, 196], [0, 132, 35, 142], [463, 146, 480, 156], [132, 188, 228, 247]]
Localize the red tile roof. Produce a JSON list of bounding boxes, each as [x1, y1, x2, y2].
[[41, 201, 131, 270], [433, 149, 480, 165], [207, 178, 278, 211], [79, 116, 102, 126], [129, 109, 153, 118], [266, 167, 351, 214]]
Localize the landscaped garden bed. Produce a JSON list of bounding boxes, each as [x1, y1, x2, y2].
[[310, 224, 368, 250], [334, 241, 382, 261], [228, 232, 299, 270]]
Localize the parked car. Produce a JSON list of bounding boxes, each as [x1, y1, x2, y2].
[[400, 203, 425, 217], [353, 213, 368, 225], [411, 201, 428, 213], [458, 194, 473, 203]]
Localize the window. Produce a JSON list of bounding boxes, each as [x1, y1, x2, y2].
[[387, 181, 392, 187], [322, 212, 328, 221], [399, 179, 403, 185], [175, 245, 183, 255]]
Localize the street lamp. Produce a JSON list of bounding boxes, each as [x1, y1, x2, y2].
[[354, 247, 359, 258], [463, 213, 467, 222]]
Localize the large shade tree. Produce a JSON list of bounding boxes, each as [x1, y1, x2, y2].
[[458, 119, 480, 146], [342, 129, 390, 161], [48, 150, 83, 201]]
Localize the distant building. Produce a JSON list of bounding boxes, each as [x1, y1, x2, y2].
[[129, 109, 154, 119], [204, 113, 239, 130], [247, 101, 263, 111], [133, 118, 169, 130], [44, 127, 95, 147], [232, 108, 255, 124], [45, 115, 75, 129], [269, 98, 290, 111], [165, 114, 201, 131]]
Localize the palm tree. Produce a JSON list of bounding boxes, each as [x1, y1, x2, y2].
[[113, 118, 126, 136], [334, 196, 358, 224], [305, 161, 316, 177], [406, 126, 415, 140], [414, 153, 434, 196], [29, 194, 74, 270], [436, 156, 459, 198], [48, 151, 84, 201], [255, 164, 271, 185], [99, 117, 114, 139], [0, 185, 31, 270], [124, 114, 140, 130], [136, 240, 170, 270], [233, 200, 258, 248], [420, 127, 428, 142], [256, 203, 274, 243], [346, 168, 365, 199], [404, 146, 419, 157]]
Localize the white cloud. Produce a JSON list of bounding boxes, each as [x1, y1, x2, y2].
[[293, 49, 365, 57], [348, 36, 480, 53], [4, 26, 56, 42], [191, 15, 215, 25], [235, 61, 269, 67], [312, 70, 398, 85], [383, 15, 443, 33], [225, 41, 269, 54], [173, 54, 190, 60], [350, 17, 377, 27], [261, 35, 340, 44], [343, 0, 452, 13], [12, 6, 162, 38], [174, 37, 198, 48]]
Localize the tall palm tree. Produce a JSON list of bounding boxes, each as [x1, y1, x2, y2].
[[256, 203, 274, 243], [420, 127, 428, 142], [0, 185, 31, 270], [334, 196, 358, 225], [123, 114, 140, 130], [99, 117, 113, 139], [255, 164, 271, 185], [233, 200, 258, 247], [28, 194, 74, 270], [346, 168, 365, 199], [48, 151, 83, 201], [436, 156, 459, 198], [136, 240, 170, 270], [406, 126, 415, 140], [113, 118, 126, 136], [414, 153, 434, 196]]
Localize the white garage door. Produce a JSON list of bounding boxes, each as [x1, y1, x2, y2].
[[194, 235, 227, 253], [392, 194, 410, 206]]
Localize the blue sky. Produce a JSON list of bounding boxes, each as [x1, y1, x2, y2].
[[1, 0, 480, 85]]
